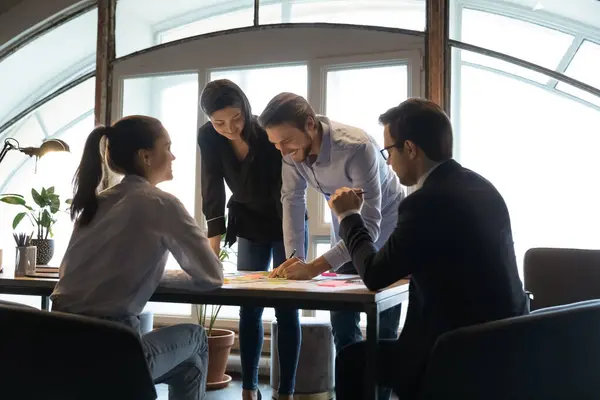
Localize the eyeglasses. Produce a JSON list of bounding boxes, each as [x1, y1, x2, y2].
[[379, 144, 398, 160]]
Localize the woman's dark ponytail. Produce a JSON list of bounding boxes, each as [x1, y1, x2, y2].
[[70, 126, 108, 226]]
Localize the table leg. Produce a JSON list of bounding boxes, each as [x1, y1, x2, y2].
[[41, 296, 49, 311], [365, 303, 380, 400]]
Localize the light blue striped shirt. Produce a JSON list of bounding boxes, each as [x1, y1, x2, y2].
[[281, 116, 405, 270]]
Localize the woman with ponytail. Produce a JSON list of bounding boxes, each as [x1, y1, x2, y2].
[[50, 115, 223, 400]]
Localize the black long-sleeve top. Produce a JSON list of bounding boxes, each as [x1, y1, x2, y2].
[[198, 118, 284, 246]]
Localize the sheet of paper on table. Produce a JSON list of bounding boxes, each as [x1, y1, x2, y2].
[[162, 270, 367, 291]]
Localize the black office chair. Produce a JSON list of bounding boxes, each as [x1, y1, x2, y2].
[[524, 247, 600, 311], [418, 300, 600, 399], [0, 302, 156, 400]]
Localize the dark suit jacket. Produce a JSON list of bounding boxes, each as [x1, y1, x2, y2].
[[340, 160, 529, 375]]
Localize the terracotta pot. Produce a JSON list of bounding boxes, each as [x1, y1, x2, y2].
[[206, 328, 235, 387]]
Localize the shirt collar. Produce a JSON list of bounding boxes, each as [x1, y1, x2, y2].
[[307, 116, 332, 167], [414, 161, 446, 191], [122, 174, 150, 185]]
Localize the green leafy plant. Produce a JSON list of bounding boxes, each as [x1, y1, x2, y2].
[[0, 187, 72, 239], [196, 233, 235, 336]]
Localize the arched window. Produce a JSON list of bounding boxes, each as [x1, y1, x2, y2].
[[0, 8, 97, 307], [115, 0, 426, 57], [450, 0, 600, 277]]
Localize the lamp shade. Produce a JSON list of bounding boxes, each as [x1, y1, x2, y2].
[[20, 139, 70, 158], [38, 139, 70, 157]]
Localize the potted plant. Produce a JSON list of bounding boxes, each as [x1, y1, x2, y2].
[[0, 187, 71, 266], [198, 236, 235, 390]]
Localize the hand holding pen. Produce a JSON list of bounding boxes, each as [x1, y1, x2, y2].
[[269, 248, 297, 278], [328, 187, 365, 217]]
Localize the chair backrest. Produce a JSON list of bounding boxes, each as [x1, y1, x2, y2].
[[418, 300, 600, 400], [524, 247, 600, 310], [0, 303, 156, 400]]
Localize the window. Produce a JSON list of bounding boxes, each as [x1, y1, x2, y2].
[[260, 0, 426, 31], [452, 8, 575, 83], [0, 78, 95, 308], [557, 40, 600, 107], [206, 64, 308, 320], [0, 8, 97, 127], [321, 63, 409, 223], [481, 0, 600, 31], [122, 73, 199, 316], [116, 0, 255, 57], [452, 48, 600, 277]]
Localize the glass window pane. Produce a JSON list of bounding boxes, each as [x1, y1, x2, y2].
[[0, 78, 95, 286], [210, 64, 308, 115], [453, 8, 574, 73], [207, 64, 308, 321], [490, 0, 600, 31], [123, 73, 199, 316], [261, 0, 425, 31], [325, 64, 408, 150], [0, 9, 97, 127], [0, 116, 45, 182], [452, 48, 600, 278], [116, 0, 255, 57], [36, 79, 96, 135], [459, 51, 551, 84], [557, 40, 600, 106]]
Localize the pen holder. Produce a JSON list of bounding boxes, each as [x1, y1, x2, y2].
[[15, 246, 36, 277]]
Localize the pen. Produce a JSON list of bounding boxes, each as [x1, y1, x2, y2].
[[288, 249, 297, 260]]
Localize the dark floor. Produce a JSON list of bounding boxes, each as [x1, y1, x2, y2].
[[156, 375, 272, 399], [156, 375, 399, 399]]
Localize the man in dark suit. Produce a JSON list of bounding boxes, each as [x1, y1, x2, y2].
[[329, 98, 529, 399]]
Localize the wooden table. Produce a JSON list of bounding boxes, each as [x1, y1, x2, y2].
[[0, 269, 409, 399]]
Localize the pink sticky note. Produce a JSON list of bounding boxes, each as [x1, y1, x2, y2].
[[317, 281, 350, 287]]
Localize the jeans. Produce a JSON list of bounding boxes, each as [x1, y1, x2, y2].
[[51, 305, 208, 400], [237, 236, 303, 395], [331, 263, 402, 400], [144, 324, 209, 400]]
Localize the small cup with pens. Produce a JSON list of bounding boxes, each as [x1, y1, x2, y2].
[[14, 232, 36, 277]]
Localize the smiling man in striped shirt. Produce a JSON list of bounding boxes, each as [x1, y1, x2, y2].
[[259, 92, 405, 400]]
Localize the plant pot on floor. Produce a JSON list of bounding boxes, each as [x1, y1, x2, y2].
[[206, 328, 235, 390], [31, 239, 54, 265]]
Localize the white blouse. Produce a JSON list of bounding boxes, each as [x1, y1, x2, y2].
[[51, 175, 223, 317]]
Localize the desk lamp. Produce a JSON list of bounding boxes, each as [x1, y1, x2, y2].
[[0, 138, 70, 169]]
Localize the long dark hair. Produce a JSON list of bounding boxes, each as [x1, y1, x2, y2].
[[70, 115, 163, 226], [200, 79, 255, 140]]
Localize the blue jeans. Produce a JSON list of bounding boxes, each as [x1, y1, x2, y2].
[[237, 237, 302, 395], [331, 264, 402, 400], [51, 304, 208, 400]]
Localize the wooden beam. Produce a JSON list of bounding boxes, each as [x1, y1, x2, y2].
[[425, 0, 450, 112], [94, 0, 116, 190], [94, 0, 116, 127]]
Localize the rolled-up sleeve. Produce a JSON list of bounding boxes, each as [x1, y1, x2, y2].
[[322, 142, 383, 270], [163, 195, 224, 290], [281, 157, 308, 260]]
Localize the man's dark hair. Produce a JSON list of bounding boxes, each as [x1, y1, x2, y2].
[[379, 98, 453, 162], [258, 92, 316, 131]]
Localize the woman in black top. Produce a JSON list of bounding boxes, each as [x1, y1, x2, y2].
[[198, 79, 305, 400]]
